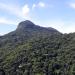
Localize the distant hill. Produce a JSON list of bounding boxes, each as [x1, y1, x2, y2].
[[0, 20, 75, 75]]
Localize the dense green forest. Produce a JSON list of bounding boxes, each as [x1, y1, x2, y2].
[[0, 20, 75, 75]]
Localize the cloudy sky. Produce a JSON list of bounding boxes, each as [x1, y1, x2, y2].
[[0, 0, 75, 35]]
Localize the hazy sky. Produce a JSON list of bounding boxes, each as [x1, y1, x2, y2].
[[0, 0, 75, 35]]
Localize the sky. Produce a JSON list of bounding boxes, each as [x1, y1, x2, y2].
[[0, 0, 75, 35]]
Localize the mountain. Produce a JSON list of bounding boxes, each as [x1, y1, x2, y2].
[[0, 20, 75, 75], [17, 20, 59, 33], [0, 20, 61, 48]]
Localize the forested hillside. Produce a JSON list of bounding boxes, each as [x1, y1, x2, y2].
[[0, 20, 75, 75]]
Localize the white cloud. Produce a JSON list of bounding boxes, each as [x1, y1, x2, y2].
[[0, 17, 18, 25], [0, 3, 21, 17], [32, 4, 36, 9], [0, 3, 30, 19], [32, 2, 46, 9], [68, 3, 75, 8], [38, 2, 45, 8], [22, 4, 30, 16]]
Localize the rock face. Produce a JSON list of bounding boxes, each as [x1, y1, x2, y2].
[[17, 20, 36, 30], [16, 20, 60, 33]]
